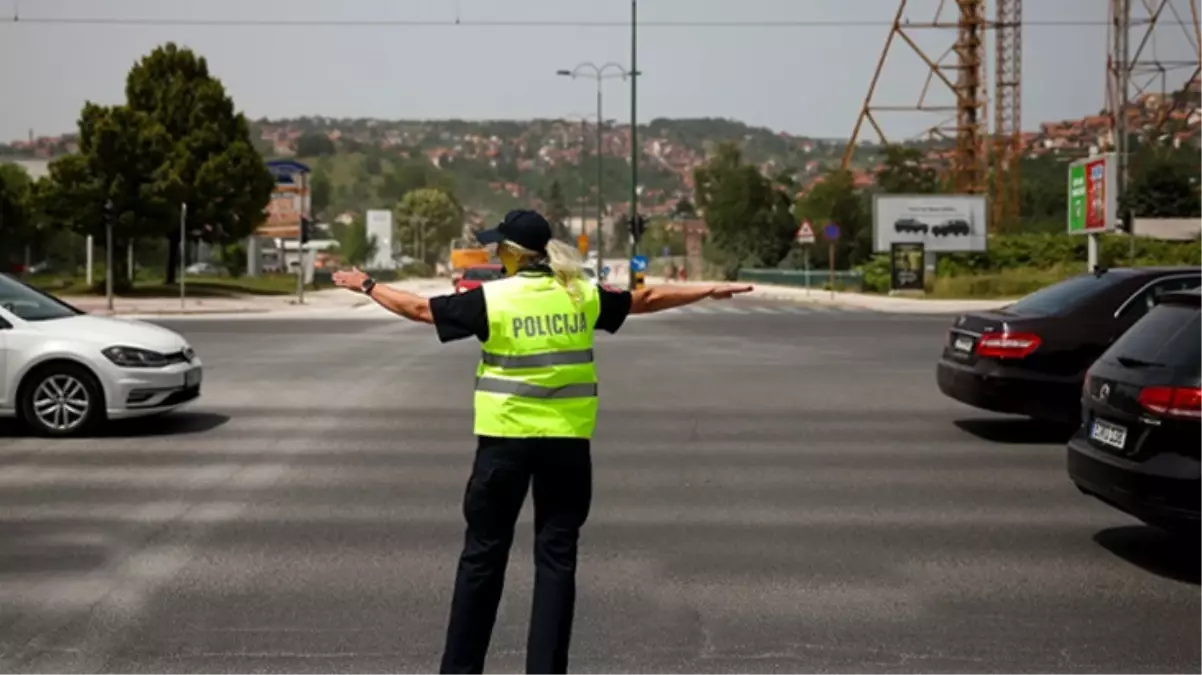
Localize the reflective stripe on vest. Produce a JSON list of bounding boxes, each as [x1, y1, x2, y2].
[[478, 348, 594, 368], [473, 272, 601, 439], [475, 377, 598, 398]]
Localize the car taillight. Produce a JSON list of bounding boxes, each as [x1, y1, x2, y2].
[[1137, 386, 1202, 420], [975, 332, 1041, 359]]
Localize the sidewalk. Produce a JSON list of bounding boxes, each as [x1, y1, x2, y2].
[[641, 277, 1015, 314], [62, 277, 457, 317]]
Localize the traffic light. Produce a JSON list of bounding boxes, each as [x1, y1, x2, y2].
[[300, 216, 312, 244], [630, 214, 647, 244]]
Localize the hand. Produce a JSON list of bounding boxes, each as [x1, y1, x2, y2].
[[332, 267, 370, 292], [709, 284, 754, 300]]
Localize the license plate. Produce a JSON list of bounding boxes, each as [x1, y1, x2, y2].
[[1090, 419, 1127, 450], [953, 335, 974, 353], [184, 368, 202, 388]]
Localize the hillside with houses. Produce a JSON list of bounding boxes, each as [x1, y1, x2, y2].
[[2, 76, 1197, 224]]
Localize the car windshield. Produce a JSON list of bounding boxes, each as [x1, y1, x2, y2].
[[463, 267, 502, 281], [0, 274, 83, 322], [1104, 302, 1201, 376], [1004, 272, 1128, 315]]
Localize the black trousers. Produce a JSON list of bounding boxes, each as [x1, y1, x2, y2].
[[440, 436, 592, 674]]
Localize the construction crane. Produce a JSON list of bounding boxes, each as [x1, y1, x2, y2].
[[843, 0, 1023, 233], [993, 0, 1023, 233]]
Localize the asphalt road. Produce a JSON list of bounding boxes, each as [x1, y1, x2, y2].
[[1, 299, 1198, 673]]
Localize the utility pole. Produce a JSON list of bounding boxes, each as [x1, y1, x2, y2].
[[1112, 0, 1134, 259], [180, 203, 188, 309], [628, 0, 639, 290], [595, 84, 604, 271], [296, 172, 307, 305], [104, 199, 114, 312]]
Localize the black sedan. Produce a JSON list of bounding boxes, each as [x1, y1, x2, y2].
[[937, 266, 1201, 423], [1067, 289, 1200, 534]]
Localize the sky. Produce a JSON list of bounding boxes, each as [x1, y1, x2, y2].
[[0, 0, 1198, 143]]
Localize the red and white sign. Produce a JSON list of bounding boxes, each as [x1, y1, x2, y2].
[[795, 220, 816, 244]]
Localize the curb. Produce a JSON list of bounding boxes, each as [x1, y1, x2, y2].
[[89, 308, 271, 317]]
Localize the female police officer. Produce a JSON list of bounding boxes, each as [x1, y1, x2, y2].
[[332, 209, 751, 674]]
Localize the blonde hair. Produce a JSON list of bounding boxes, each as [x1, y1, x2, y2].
[[502, 239, 587, 304]]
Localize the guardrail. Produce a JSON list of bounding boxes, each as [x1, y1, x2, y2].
[[736, 268, 864, 292]]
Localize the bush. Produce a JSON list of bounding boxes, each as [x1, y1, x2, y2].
[[398, 261, 434, 278], [857, 255, 891, 293], [938, 233, 1200, 275], [928, 265, 1078, 298]]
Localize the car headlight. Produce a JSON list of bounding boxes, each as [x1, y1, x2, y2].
[[102, 346, 170, 368]]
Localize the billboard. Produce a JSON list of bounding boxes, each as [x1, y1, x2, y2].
[[365, 210, 394, 270], [872, 194, 988, 253], [1067, 153, 1116, 235]]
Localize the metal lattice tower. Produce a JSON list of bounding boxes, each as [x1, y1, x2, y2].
[[843, 0, 1020, 233], [992, 0, 1022, 232], [1106, 0, 1201, 194], [953, 0, 988, 196]]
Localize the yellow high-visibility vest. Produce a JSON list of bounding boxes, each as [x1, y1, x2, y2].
[[474, 271, 601, 438]]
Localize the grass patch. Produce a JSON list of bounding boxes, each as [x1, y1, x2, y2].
[[29, 274, 310, 297], [927, 265, 1078, 299]]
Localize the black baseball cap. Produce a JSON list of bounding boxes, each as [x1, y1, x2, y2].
[[475, 210, 553, 253]]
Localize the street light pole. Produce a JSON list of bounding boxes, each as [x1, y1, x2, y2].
[[557, 62, 635, 278], [595, 82, 604, 268], [579, 119, 587, 240], [629, 0, 639, 290]]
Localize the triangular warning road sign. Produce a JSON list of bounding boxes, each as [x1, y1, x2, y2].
[[796, 220, 816, 242]]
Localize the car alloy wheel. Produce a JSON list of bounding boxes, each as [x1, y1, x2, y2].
[[33, 374, 91, 432], [20, 364, 104, 437]]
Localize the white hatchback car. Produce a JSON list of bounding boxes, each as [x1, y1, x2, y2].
[[0, 274, 203, 436]]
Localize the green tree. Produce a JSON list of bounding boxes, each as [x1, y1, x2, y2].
[[541, 180, 570, 239], [296, 133, 336, 157], [38, 103, 176, 288], [378, 160, 455, 205], [310, 169, 332, 219], [394, 188, 463, 266], [641, 218, 686, 257], [672, 197, 697, 218], [0, 163, 36, 265], [874, 144, 940, 194], [333, 218, 378, 267], [693, 142, 796, 277], [1123, 144, 1202, 218], [123, 42, 275, 282], [364, 153, 384, 176], [794, 169, 873, 270], [1018, 155, 1069, 233]]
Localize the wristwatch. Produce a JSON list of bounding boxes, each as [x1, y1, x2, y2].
[[360, 277, 376, 296]]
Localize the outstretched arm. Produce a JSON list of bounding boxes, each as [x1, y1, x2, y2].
[[629, 283, 753, 314], [332, 268, 434, 324]]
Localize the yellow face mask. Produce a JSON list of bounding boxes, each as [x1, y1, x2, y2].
[[497, 245, 521, 276]]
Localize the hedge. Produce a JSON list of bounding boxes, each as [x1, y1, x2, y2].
[[856, 232, 1200, 294]]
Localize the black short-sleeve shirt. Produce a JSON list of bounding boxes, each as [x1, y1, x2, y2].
[[429, 279, 632, 344]]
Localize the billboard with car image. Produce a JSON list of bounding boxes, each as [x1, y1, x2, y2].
[[872, 194, 988, 253]]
